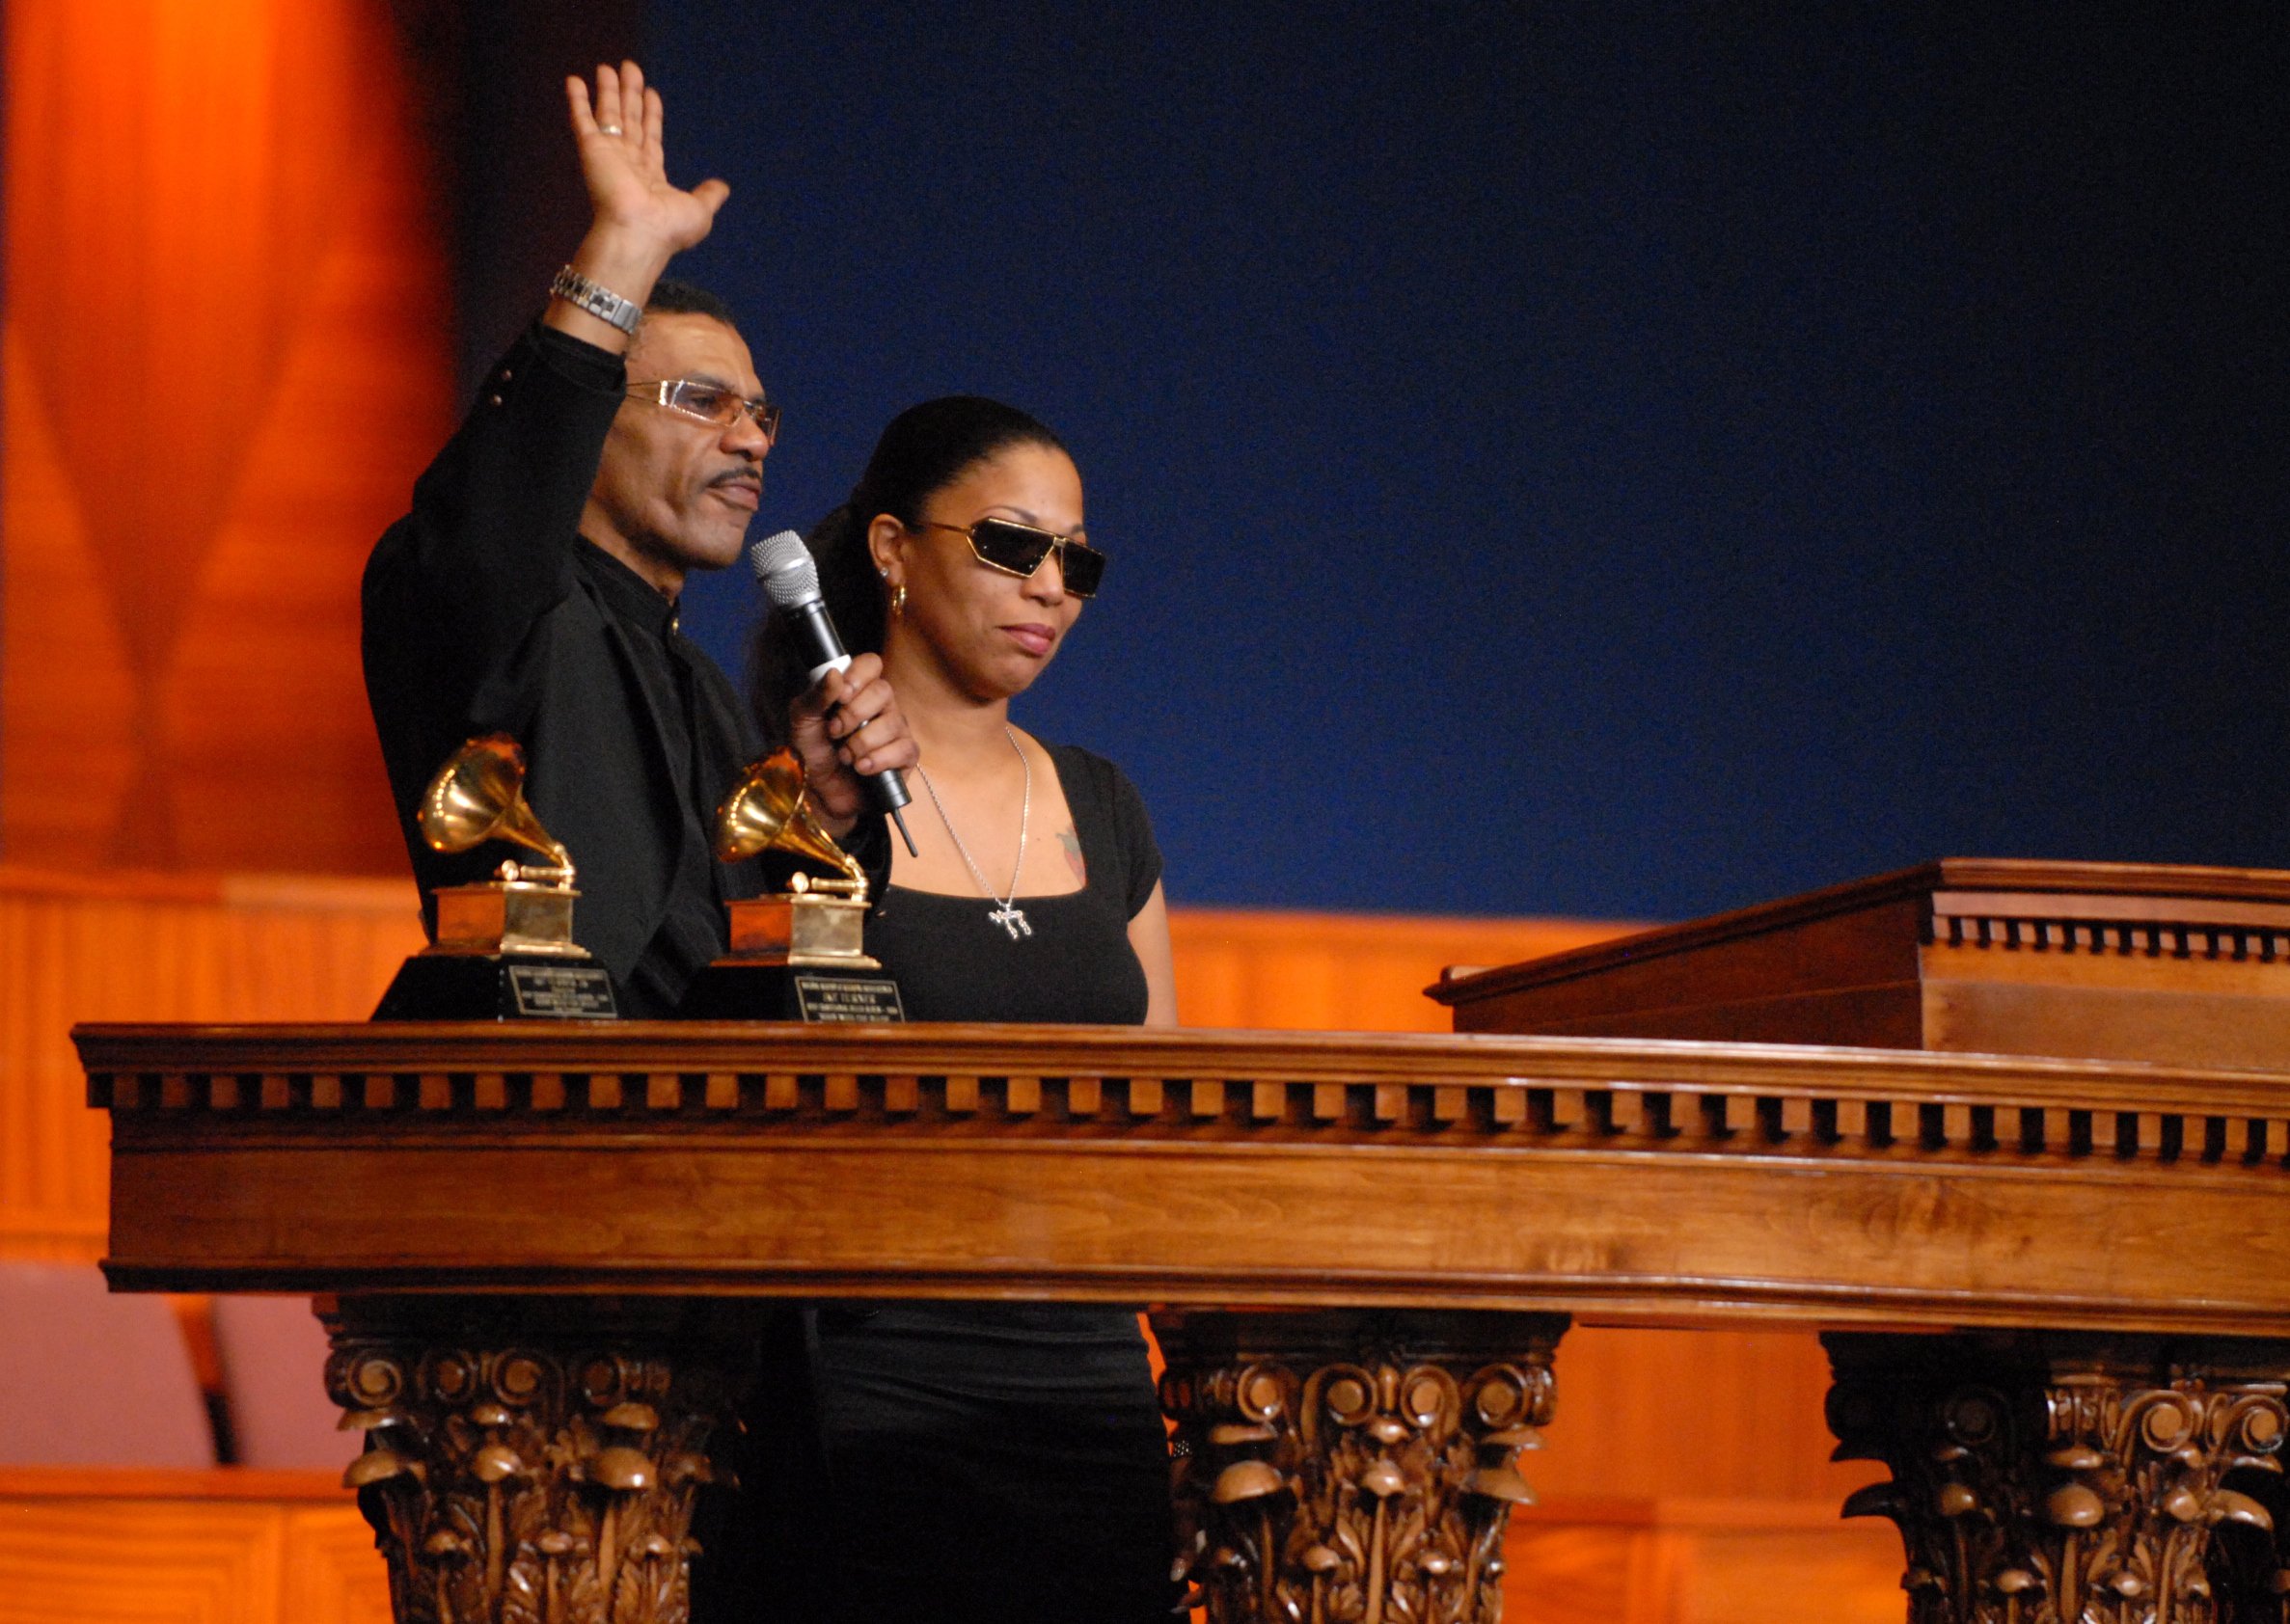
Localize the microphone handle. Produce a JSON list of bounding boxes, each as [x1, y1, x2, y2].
[[785, 602, 919, 853]]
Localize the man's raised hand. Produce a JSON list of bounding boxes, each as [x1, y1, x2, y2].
[[549, 62, 728, 347]]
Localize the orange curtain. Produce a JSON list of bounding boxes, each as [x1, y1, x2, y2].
[[0, 0, 452, 872]]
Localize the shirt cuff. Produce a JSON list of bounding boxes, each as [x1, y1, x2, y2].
[[531, 320, 629, 395], [844, 813, 893, 906]]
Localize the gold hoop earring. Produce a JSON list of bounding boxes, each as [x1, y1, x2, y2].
[[890, 583, 908, 619]]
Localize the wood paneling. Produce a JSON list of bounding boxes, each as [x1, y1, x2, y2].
[[275, 1507, 398, 1624], [1529, 1326, 1882, 1505], [0, 1468, 389, 1624], [0, 0, 451, 873], [0, 1468, 1895, 1624], [0, 870, 424, 1260], [1504, 1501, 1904, 1624], [1171, 907, 1632, 1031]]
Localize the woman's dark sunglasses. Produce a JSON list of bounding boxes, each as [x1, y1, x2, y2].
[[907, 518, 1106, 599]]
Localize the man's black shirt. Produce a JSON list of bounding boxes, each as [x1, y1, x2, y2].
[[362, 324, 768, 1015]]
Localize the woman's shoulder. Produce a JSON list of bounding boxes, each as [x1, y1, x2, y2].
[[1038, 742, 1161, 911], [1040, 743, 1151, 817], [1041, 740, 1130, 783]]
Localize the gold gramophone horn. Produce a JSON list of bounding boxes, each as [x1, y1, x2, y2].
[[717, 747, 867, 892], [419, 736, 574, 884]]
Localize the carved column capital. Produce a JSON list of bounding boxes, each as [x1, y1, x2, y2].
[[1155, 1309, 1568, 1624], [1825, 1332, 2290, 1624], [323, 1296, 760, 1624]]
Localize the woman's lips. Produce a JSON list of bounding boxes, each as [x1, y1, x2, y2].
[[1004, 624, 1055, 657]]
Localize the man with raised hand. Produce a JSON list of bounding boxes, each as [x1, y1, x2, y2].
[[364, 63, 913, 1015]]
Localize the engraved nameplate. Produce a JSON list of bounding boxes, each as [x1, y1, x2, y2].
[[792, 974, 908, 1023], [505, 961, 619, 1018]]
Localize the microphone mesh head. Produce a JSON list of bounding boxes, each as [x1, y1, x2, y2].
[[748, 529, 821, 608]]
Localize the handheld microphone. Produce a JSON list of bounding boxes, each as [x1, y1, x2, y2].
[[750, 529, 917, 856]]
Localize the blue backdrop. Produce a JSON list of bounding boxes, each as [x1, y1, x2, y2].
[[644, 3, 2289, 921]]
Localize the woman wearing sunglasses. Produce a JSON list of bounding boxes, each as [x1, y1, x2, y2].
[[746, 395, 1176, 1622]]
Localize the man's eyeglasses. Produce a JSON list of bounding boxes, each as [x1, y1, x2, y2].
[[907, 518, 1107, 599], [626, 378, 782, 441]]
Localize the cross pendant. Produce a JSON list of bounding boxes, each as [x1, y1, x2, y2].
[[989, 903, 1032, 940]]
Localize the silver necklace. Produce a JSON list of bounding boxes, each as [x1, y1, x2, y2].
[[915, 725, 1033, 939]]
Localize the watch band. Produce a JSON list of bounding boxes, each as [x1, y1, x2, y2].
[[548, 265, 642, 336]]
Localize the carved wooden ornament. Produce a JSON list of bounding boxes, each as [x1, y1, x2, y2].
[[1827, 1334, 2290, 1624], [324, 1300, 752, 1624], [1157, 1311, 1567, 1624]]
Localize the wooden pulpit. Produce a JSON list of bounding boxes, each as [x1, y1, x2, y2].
[[1433, 857, 2290, 1069], [76, 861, 2290, 1624]]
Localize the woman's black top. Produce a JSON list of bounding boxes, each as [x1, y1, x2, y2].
[[804, 744, 1175, 1624], [866, 744, 1160, 1022]]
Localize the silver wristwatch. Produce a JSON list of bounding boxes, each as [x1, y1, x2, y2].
[[548, 265, 641, 336]]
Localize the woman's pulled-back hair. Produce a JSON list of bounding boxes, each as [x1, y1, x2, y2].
[[750, 395, 1067, 745]]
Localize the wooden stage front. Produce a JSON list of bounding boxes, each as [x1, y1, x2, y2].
[[72, 1010, 2290, 1623], [16, 870, 1868, 1624]]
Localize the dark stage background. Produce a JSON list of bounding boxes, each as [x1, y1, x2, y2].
[[600, 3, 2284, 921]]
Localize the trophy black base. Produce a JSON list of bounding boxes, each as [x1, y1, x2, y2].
[[677, 961, 906, 1022], [371, 953, 619, 1020]]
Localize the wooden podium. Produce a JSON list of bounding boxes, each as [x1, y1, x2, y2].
[[75, 862, 2290, 1624], [1433, 857, 2290, 1069]]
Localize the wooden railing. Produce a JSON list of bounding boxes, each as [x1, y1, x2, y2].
[[0, 866, 1620, 1261], [79, 1020, 2290, 1330], [79, 1019, 2290, 1623], [8, 872, 1905, 1620]]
